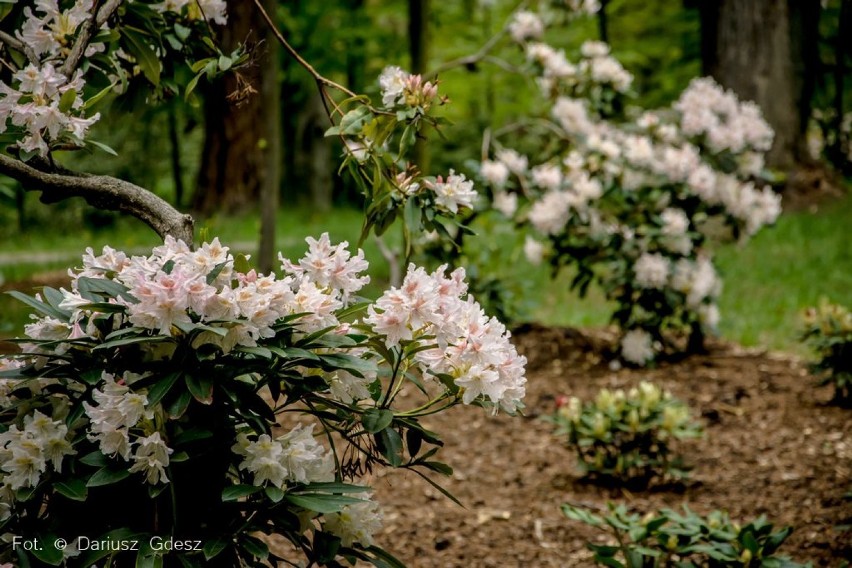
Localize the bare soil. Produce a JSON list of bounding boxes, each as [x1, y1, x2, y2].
[[366, 324, 851, 567]]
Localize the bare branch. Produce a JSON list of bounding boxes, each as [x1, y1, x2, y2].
[[0, 154, 194, 244], [0, 30, 39, 67], [60, 0, 122, 78]]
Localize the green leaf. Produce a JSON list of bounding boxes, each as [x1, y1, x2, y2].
[[185, 374, 213, 404], [6, 290, 68, 320], [361, 408, 393, 434], [363, 545, 407, 568], [221, 484, 262, 502], [185, 71, 204, 100], [142, 372, 180, 407], [174, 23, 192, 41], [206, 261, 229, 285], [234, 254, 251, 274], [265, 485, 285, 503], [299, 482, 370, 494], [80, 451, 110, 467], [240, 535, 268, 560], [58, 88, 77, 113], [55, 478, 88, 501], [377, 428, 403, 467], [203, 536, 230, 561], [87, 466, 131, 487], [123, 28, 161, 86], [284, 493, 364, 514], [87, 140, 119, 156], [31, 534, 64, 566], [218, 54, 233, 71], [167, 389, 192, 419], [406, 428, 423, 458]]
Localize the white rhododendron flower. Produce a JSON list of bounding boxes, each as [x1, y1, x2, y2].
[[0, 410, 74, 491], [633, 253, 670, 289], [480, 160, 510, 187], [508, 11, 544, 43], [233, 424, 333, 488], [324, 497, 383, 548], [620, 329, 655, 365], [427, 170, 478, 214]]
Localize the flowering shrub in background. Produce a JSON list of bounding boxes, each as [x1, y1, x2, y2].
[[548, 382, 701, 484], [0, 235, 526, 566], [801, 301, 852, 405], [476, 7, 782, 365], [562, 503, 811, 567]]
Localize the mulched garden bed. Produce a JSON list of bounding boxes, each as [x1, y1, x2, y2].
[[365, 324, 850, 567]]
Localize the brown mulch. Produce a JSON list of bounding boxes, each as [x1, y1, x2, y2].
[[363, 324, 850, 567]]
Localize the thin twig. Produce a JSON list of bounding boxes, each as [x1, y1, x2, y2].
[[251, 0, 357, 98]]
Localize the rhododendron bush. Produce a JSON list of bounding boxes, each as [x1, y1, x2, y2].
[[0, 235, 526, 565], [475, 7, 782, 365]]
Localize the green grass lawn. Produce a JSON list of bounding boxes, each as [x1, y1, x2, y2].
[[2, 194, 850, 354]]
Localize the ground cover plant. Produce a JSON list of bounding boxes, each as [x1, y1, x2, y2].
[[561, 502, 810, 568]]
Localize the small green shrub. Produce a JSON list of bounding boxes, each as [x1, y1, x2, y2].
[[801, 301, 852, 405], [562, 502, 811, 568], [549, 382, 702, 483]]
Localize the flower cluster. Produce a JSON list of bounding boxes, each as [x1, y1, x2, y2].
[[365, 263, 527, 412], [2, 235, 526, 566], [550, 382, 702, 482], [379, 65, 439, 111], [0, 410, 74, 493], [0, 63, 100, 156], [476, 7, 781, 364], [233, 424, 333, 488]]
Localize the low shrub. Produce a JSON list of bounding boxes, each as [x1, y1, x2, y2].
[[801, 300, 852, 405], [562, 502, 811, 568], [548, 382, 701, 483]]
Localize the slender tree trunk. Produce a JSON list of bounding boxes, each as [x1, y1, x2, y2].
[[829, 0, 850, 168], [167, 104, 185, 208], [257, 0, 281, 273], [193, 0, 266, 215], [701, 0, 808, 172], [598, 0, 609, 43], [409, 0, 430, 174]]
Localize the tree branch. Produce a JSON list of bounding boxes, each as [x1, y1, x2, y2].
[[0, 154, 194, 244], [0, 30, 39, 67], [59, 0, 122, 78]]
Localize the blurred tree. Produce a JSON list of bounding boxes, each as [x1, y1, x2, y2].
[[410, 0, 431, 173], [699, 0, 821, 171], [193, 0, 279, 215]]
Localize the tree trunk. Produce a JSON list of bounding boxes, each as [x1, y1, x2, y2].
[[257, 0, 281, 273], [701, 0, 814, 172], [193, 0, 268, 215], [409, 0, 430, 174]]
